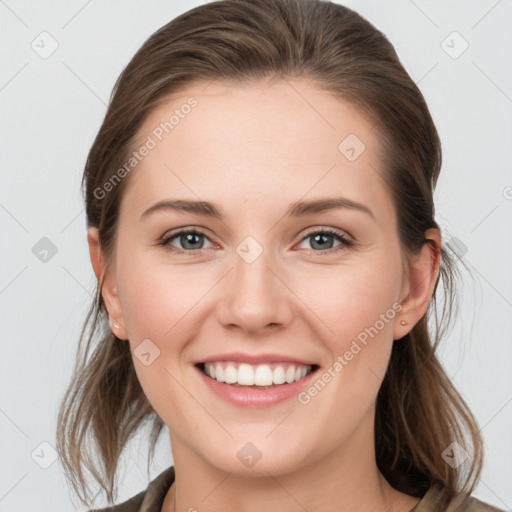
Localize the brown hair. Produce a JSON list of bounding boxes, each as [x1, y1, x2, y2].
[[56, 0, 483, 507]]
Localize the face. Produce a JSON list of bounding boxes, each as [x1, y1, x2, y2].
[[98, 78, 417, 476]]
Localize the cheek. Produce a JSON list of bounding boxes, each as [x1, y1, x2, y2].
[[294, 256, 401, 410], [295, 259, 401, 346], [329, 264, 400, 392], [117, 253, 209, 340], [115, 256, 205, 421]]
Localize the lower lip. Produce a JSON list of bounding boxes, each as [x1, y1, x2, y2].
[[195, 365, 318, 407]]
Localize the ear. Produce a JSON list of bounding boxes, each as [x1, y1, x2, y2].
[[87, 227, 129, 340], [393, 228, 441, 341]]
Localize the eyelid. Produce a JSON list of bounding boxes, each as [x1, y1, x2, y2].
[[300, 225, 353, 242], [160, 226, 210, 240]]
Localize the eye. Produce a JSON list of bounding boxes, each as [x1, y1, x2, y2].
[[159, 228, 215, 253], [158, 227, 354, 256], [296, 228, 353, 254]]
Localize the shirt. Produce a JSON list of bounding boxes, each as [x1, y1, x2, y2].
[[89, 465, 506, 512]]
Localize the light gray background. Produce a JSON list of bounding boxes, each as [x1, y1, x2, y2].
[[1, 0, 511, 510]]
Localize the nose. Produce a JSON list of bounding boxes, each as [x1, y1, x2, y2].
[[216, 245, 294, 335]]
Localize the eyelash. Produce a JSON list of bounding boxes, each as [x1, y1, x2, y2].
[[158, 227, 354, 256]]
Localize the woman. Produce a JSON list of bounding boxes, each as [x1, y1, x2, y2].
[[56, 1, 505, 511]]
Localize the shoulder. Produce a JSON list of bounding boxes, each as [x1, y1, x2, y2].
[[86, 490, 145, 512], [85, 465, 176, 512], [446, 494, 507, 512], [417, 482, 507, 512]]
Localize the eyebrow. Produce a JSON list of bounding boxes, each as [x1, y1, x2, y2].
[[140, 197, 375, 221]]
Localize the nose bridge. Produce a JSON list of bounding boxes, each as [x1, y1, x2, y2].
[[217, 234, 292, 332]]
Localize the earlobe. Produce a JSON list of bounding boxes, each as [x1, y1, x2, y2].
[[87, 227, 129, 340], [394, 228, 441, 340]]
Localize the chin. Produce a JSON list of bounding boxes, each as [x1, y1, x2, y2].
[[197, 435, 312, 477]]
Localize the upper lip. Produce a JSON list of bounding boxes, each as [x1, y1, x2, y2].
[[195, 352, 318, 366]]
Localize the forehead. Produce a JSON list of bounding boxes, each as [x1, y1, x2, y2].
[[137, 77, 378, 161], [121, 78, 393, 224]]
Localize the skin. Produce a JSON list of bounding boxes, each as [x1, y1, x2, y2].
[[88, 78, 440, 512]]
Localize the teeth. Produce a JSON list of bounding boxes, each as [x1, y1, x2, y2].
[[224, 365, 237, 384], [203, 362, 313, 386], [285, 366, 295, 383], [238, 363, 254, 385], [273, 365, 286, 384], [254, 365, 273, 386]]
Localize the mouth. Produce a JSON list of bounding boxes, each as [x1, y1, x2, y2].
[[195, 361, 320, 389]]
